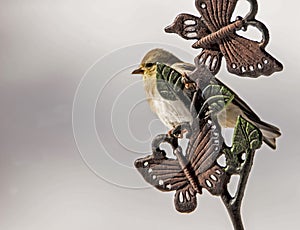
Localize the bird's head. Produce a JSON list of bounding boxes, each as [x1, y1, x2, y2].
[[131, 48, 182, 79], [131, 62, 157, 79]]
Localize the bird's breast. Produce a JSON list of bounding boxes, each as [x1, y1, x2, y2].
[[143, 78, 193, 129]]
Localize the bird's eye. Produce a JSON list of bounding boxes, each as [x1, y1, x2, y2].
[[145, 63, 154, 68]]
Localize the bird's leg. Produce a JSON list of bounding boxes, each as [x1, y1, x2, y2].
[[169, 122, 192, 139]]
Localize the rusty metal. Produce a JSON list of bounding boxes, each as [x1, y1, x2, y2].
[[135, 64, 264, 228], [135, 117, 230, 213], [165, 0, 283, 78], [134, 0, 283, 229]]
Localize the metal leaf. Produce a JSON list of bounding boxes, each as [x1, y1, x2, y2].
[[156, 63, 192, 108], [232, 116, 262, 153], [200, 81, 234, 115], [225, 116, 262, 173]]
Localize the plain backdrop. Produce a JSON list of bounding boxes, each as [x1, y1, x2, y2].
[[0, 0, 299, 229]]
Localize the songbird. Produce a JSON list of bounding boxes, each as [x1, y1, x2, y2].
[[132, 48, 281, 149]]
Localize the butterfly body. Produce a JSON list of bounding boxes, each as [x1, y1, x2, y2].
[[194, 18, 244, 49], [173, 147, 202, 194]]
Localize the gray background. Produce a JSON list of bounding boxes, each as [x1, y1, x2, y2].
[[1, 0, 299, 229]]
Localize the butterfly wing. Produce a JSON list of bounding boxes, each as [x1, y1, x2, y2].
[[187, 119, 223, 175], [197, 164, 229, 195], [165, 13, 211, 41], [220, 34, 283, 77], [174, 184, 198, 213], [135, 153, 187, 192], [164, 5, 228, 75], [195, 0, 238, 31], [186, 118, 230, 195], [135, 152, 198, 213], [196, 49, 223, 75]]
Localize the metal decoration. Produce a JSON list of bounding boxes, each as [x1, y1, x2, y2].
[[135, 61, 263, 229], [165, 0, 283, 77], [135, 118, 229, 213], [134, 0, 282, 229]]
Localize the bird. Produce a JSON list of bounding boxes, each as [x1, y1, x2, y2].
[[132, 48, 281, 149]]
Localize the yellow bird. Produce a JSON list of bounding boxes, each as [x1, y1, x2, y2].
[[132, 48, 281, 149]]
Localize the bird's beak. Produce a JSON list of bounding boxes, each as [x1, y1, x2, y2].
[[131, 67, 144, 75]]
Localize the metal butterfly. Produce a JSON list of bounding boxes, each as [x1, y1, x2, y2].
[[135, 119, 229, 213], [165, 0, 283, 77]]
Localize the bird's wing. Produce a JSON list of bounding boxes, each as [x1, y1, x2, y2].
[[210, 79, 281, 149], [171, 62, 196, 74], [213, 78, 261, 122]]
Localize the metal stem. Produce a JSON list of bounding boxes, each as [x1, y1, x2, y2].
[[221, 149, 255, 230]]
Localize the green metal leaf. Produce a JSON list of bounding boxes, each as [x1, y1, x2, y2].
[[200, 82, 234, 114], [232, 116, 262, 154], [225, 116, 263, 173], [156, 63, 184, 101], [156, 63, 192, 110]]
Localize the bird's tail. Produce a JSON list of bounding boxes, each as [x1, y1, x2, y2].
[[252, 120, 281, 150]]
